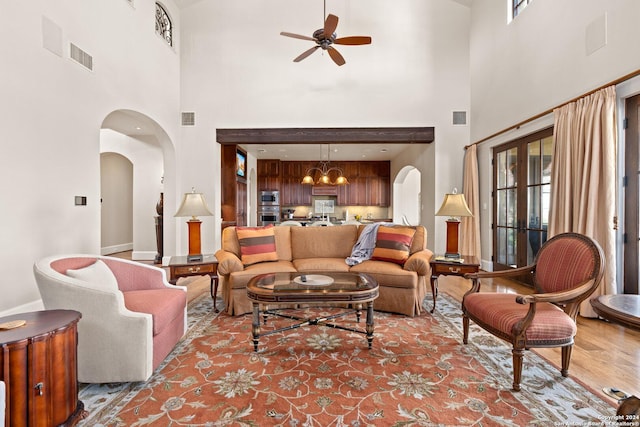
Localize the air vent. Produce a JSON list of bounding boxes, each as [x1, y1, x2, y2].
[[452, 111, 467, 125], [70, 43, 93, 70], [181, 112, 195, 126]]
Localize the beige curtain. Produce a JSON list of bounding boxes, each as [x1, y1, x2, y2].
[[548, 86, 617, 317], [460, 144, 481, 260]]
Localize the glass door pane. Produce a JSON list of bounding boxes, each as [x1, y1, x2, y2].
[[493, 128, 553, 283]]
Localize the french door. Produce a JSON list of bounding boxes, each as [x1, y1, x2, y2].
[[624, 94, 640, 294], [493, 128, 553, 282]]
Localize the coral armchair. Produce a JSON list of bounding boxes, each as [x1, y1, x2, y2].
[[462, 233, 604, 391], [34, 255, 187, 383]]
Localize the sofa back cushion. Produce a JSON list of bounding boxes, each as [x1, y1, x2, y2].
[[236, 225, 279, 266], [291, 225, 358, 259], [371, 226, 416, 265], [222, 226, 293, 261]]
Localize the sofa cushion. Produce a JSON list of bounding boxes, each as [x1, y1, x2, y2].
[[65, 259, 119, 292], [291, 225, 357, 259], [123, 289, 186, 336], [371, 226, 416, 265], [228, 261, 297, 289], [236, 225, 279, 266], [293, 258, 351, 272], [350, 260, 418, 289]]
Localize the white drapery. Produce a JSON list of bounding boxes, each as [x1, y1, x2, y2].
[[548, 86, 617, 317]]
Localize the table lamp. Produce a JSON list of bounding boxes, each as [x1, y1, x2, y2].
[[435, 191, 473, 259], [174, 188, 213, 262]]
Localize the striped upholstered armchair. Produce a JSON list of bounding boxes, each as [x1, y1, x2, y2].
[[462, 233, 605, 391]]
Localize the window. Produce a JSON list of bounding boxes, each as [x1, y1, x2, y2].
[[155, 3, 172, 46], [512, 0, 533, 19]]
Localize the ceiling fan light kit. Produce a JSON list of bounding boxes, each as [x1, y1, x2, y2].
[[280, 11, 371, 66]]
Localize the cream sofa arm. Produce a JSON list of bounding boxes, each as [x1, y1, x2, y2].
[[215, 249, 244, 275], [403, 249, 433, 276]]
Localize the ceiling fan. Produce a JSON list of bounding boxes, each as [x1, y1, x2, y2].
[[280, 6, 371, 66]]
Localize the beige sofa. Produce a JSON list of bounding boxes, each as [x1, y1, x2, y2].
[[215, 224, 433, 317]]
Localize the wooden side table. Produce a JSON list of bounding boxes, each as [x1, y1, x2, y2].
[[429, 255, 480, 313], [169, 254, 220, 312], [0, 310, 86, 427]]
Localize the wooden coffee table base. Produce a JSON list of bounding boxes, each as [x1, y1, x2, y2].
[[251, 303, 375, 352]]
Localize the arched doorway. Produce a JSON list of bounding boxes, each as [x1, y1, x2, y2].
[[100, 110, 177, 262], [393, 166, 421, 225], [100, 152, 133, 254]]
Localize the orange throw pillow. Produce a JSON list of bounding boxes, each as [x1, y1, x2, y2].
[[371, 225, 416, 265], [236, 225, 278, 266]]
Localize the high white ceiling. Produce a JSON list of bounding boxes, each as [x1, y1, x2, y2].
[[103, 0, 469, 161]]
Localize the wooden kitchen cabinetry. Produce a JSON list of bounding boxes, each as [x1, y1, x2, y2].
[[337, 162, 390, 207], [280, 161, 312, 205], [257, 159, 281, 192], [258, 159, 391, 207], [0, 310, 85, 427]]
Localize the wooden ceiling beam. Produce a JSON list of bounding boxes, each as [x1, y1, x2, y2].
[[216, 127, 434, 144]]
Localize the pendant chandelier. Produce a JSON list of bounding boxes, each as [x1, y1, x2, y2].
[[301, 144, 350, 185]]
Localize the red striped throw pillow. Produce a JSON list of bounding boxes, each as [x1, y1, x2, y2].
[[371, 226, 416, 265], [236, 225, 278, 266]]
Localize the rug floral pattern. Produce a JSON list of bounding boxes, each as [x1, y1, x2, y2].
[[79, 294, 614, 426]]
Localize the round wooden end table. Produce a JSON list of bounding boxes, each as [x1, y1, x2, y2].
[[591, 294, 640, 330]]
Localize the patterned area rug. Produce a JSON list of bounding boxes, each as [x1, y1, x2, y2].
[[79, 293, 615, 426]]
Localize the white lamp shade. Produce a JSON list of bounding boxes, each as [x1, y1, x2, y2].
[[174, 192, 213, 218], [435, 193, 473, 218]]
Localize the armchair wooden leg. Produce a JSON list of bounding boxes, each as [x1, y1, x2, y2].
[[512, 347, 524, 391], [462, 315, 470, 344], [561, 345, 572, 377]]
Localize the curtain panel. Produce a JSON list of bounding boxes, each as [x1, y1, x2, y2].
[[548, 86, 617, 317], [460, 144, 481, 260]]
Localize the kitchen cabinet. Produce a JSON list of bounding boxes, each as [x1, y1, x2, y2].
[[258, 160, 390, 207], [280, 161, 312, 205], [257, 159, 281, 191]]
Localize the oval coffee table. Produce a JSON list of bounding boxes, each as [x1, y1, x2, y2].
[[247, 272, 379, 352], [591, 294, 640, 330]]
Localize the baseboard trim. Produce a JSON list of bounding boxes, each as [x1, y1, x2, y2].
[[0, 299, 44, 318], [132, 251, 157, 261], [101, 243, 133, 255]]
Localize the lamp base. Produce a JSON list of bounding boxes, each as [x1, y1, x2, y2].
[[444, 252, 461, 259], [187, 254, 203, 262]]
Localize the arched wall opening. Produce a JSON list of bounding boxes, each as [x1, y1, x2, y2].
[[100, 110, 177, 262], [393, 166, 421, 226]]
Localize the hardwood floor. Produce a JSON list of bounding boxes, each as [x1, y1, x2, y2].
[[437, 275, 640, 403]]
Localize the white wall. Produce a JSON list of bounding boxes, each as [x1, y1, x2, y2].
[[100, 152, 134, 253], [470, 0, 640, 267], [180, 0, 471, 252], [0, 0, 181, 314]]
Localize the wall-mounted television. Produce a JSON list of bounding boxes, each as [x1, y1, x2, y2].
[[236, 149, 247, 178]]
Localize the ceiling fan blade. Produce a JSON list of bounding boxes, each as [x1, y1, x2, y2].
[[324, 14, 339, 37], [280, 32, 316, 42], [293, 46, 320, 62], [334, 36, 372, 45], [327, 46, 345, 66]]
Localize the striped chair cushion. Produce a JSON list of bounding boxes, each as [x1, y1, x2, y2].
[[371, 225, 416, 265], [236, 225, 278, 266], [464, 293, 577, 344]]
